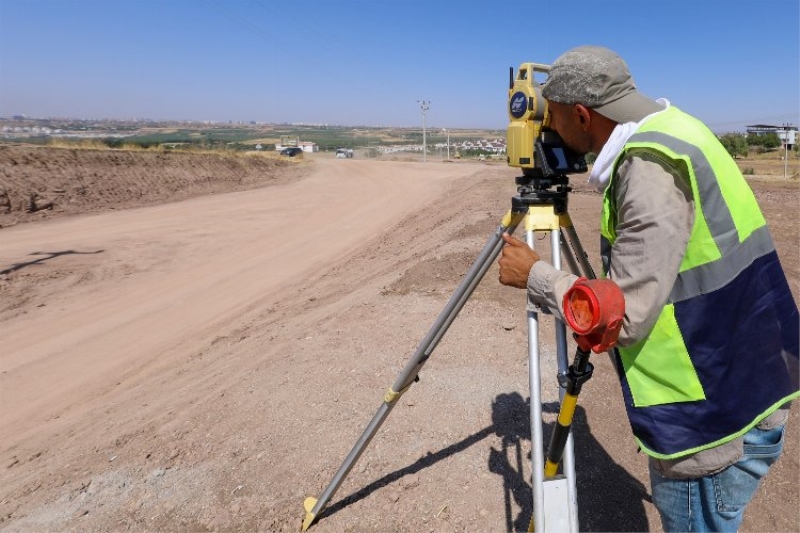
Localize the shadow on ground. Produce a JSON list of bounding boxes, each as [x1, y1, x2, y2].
[[318, 392, 649, 532], [0, 249, 104, 275]]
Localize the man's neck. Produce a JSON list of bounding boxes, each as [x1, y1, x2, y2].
[[591, 117, 618, 153]]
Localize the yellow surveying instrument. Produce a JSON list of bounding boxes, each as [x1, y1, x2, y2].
[[301, 62, 620, 532], [507, 62, 550, 174]]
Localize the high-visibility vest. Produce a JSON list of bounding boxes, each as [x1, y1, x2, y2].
[[601, 106, 799, 459]]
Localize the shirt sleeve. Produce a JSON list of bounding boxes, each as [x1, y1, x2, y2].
[[608, 153, 694, 346], [525, 153, 694, 347], [526, 259, 576, 322]]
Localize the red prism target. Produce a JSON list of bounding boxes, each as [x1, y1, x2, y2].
[[562, 278, 625, 353]]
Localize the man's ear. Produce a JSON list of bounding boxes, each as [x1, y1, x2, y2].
[[574, 104, 592, 130]]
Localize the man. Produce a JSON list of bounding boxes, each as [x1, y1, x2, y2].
[[498, 45, 799, 532]]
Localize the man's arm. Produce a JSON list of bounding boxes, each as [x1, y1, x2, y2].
[[498, 233, 575, 321], [500, 154, 694, 346]]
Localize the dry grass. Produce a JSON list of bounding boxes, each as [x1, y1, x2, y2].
[[241, 138, 281, 145], [39, 139, 287, 161], [45, 139, 166, 152], [736, 156, 800, 181]]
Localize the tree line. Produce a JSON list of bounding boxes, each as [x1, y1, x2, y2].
[[718, 132, 791, 158]]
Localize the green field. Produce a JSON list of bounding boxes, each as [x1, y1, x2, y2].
[[0, 117, 505, 153]]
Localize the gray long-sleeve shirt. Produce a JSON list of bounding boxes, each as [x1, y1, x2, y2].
[[527, 154, 693, 346], [525, 153, 787, 478]]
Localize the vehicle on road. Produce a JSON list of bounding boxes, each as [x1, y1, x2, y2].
[[280, 147, 304, 157], [335, 148, 354, 159]]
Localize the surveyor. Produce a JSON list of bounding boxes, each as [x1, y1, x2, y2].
[[497, 45, 799, 533]]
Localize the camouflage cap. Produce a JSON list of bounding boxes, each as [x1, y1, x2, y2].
[[541, 45, 662, 124]]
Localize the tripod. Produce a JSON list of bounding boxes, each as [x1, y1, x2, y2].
[[302, 173, 596, 532]]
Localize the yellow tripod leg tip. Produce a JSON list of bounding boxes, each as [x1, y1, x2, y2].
[[301, 497, 318, 531]]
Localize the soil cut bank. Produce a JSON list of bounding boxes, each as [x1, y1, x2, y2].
[[0, 146, 798, 532], [0, 144, 308, 228]]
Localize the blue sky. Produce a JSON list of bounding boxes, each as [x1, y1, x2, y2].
[[1, 0, 798, 132]]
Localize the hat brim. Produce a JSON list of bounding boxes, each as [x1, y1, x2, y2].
[[592, 92, 664, 124]]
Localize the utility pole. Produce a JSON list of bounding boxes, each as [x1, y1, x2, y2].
[[785, 137, 788, 181], [442, 128, 450, 160], [782, 123, 791, 180], [418, 100, 430, 162]]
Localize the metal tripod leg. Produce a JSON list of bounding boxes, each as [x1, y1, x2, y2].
[[302, 200, 595, 531], [525, 205, 593, 533], [301, 209, 527, 531]]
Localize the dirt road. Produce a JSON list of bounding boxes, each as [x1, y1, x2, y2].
[[0, 159, 468, 440], [1, 155, 797, 532]]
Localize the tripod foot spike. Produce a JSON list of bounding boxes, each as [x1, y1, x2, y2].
[[301, 497, 318, 531]]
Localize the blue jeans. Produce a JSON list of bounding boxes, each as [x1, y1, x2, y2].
[[649, 424, 785, 532]]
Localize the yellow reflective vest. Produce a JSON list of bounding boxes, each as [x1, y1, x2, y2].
[[601, 106, 799, 459]]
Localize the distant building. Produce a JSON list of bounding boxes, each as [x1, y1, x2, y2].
[[746, 124, 797, 149], [298, 141, 318, 153], [280, 135, 299, 147]]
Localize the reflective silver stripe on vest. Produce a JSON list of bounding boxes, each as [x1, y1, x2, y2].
[[624, 131, 774, 303], [670, 225, 775, 302], [627, 131, 739, 255]]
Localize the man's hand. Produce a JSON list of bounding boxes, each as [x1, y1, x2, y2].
[[498, 233, 540, 289]]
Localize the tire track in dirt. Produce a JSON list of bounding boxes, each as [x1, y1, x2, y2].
[[0, 159, 478, 442]]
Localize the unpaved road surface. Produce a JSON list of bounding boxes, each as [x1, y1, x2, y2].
[[1, 151, 798, 532]]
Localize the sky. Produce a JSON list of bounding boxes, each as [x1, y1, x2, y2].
[[0, 0, 798, 132]]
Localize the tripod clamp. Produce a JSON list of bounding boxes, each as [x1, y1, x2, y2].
[[513, 174, 572, 214], [557, 345, 594, 393]]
